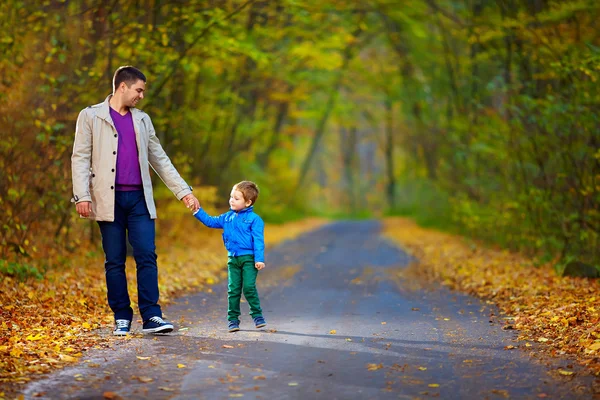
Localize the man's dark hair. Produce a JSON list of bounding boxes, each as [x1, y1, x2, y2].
[[113, 66, 146, 91]]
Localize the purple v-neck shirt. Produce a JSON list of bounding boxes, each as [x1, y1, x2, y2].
[[109, 107, 143, 191]]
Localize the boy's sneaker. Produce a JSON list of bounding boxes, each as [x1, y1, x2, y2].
[[113, 319, 131, 336], [228, 320, 240, 332], [142, 316, 174, 334], [253, 316, 267, 329]]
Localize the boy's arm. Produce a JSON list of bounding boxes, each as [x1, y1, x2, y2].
[[251, 216, 265, 263], [193, 208, 226, 229]]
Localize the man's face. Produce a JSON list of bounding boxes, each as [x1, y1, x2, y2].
[[119, 79, 145, 108]]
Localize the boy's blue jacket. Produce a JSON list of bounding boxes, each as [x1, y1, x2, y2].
[[193, 205, 265, 262]]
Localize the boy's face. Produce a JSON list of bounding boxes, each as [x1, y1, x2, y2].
[[230, 189, 251, 211]]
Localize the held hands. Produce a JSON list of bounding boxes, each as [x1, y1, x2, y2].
[[255, 262, 265, 270], [182, 194, 200, 213], [76, 201, 92, 218]]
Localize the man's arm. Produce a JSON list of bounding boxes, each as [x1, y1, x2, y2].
[[71, 109, 93, 216], [145, 116, 196, 203]]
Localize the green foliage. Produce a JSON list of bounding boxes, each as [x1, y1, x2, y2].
[[0, 260, 45, 281], [1, 0, 598, 270]]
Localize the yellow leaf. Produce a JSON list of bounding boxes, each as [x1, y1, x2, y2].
[[558, 370, 574, 376], [26, 334, 44, 341], [159, 387, 175, 392], [136, 356, 151, 360], [253, 376, 266, 380], [82, 322, 91, 329], [329, 330, 337, 334], [588, 342, 600, 351], [136, 376, 154, 383], [463, 359, 473, 363], [428, 383, 440, 388], [10, 348, 22, 358], [222, 345, 234, 349], [366, 363, 383, 371], [177, 364, 186, 368], [538, 337, 549, 342], [418, 367, 427, 371], [345, 338, 352, 342], [288, 382, 298, 386], [59, 354, 78, 362], [381, 322, 387, 325]]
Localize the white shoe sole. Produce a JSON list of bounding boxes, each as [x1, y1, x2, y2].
[[113, 331, 129, 336], [142, 324, 174, 334]]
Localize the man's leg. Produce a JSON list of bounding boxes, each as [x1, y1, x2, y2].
[[227, 257, 243, 321], [97, 192, 133, 321], [126, 190, 161, 321], [240, 256, 263, 318]]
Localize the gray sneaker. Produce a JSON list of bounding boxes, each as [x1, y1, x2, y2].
[[113, 319, 131, 336]]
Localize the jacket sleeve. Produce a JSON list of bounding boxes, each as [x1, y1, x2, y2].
[[193, 208, 226, 229], [71, 109, 93, 203], [145, 115, 192, 200], [251, 215, 265, 263]]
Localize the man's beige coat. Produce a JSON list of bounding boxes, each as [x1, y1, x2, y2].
[[71, 95, 192, 221]]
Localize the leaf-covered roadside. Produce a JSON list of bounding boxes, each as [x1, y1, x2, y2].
[[383, 217, 600, 377], [0, 213, 327, 396]]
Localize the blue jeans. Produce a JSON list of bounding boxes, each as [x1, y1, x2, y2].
[[97, 190, 162, 322]]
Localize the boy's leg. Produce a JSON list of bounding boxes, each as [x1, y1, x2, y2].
[[227, 257, 243, 321], [97, 192, 133, 322], [240, 256, 263, 318]]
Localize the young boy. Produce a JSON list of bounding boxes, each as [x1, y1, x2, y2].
[[191, 181, 266, 332]]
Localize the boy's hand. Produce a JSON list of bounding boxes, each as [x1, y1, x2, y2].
[[255, 262, 265, 270], [182, 194, 200, 212]]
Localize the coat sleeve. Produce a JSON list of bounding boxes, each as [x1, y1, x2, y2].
[[251, 215, 265, 263], [71, 109, 93, 203], [193, 208, 226, 229], [145, 115, 192, 200]]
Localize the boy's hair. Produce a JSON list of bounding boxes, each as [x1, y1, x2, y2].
[[113, 66, 147, 91], [233, 181, 259, 205]]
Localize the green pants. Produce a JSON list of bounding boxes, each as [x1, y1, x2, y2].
[[227, 254, 263, 321]]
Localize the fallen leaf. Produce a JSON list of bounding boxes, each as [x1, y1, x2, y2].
[[428, 383, 440, 388], [558, 369, 574, 376], [158, 387, 175, 392], [329, 330, 337, 335], [103, 392, 119, 399], [135, 376, 154, 383], [418, 367, 427, 371], [463, 359, 473, 363], [136, 356, 151, 360], [367, 363, 383, 371], [288, 382, 299, 386], [381, 322, 387, 325], [177, 364, 186, 368], [345, 338, 352, 342], [504, 345, 516, 350], [223, 345, 234, 349], [538, 337, 549, 343], [588, 342, 600, 351], [253, 376, 266, 380]]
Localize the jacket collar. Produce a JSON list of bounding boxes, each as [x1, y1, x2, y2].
[[231, 206, 254, 214], [96, 94, 146, 123]]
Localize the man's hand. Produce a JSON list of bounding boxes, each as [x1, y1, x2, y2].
[[76, 201, 92, 218], [182, 193, 200, 213], [255, 262, 265, 270]]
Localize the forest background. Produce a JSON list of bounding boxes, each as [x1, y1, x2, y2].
[[1, 0, 599, 278]]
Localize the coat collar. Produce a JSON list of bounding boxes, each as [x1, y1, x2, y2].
[[96, 94, 146, 123], [231, 206, 254, 214]]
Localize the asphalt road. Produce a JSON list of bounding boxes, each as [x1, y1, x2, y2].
[[22, 221, 595, 399]]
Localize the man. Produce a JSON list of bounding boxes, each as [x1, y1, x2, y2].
[[71, 66, 200, 336]]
